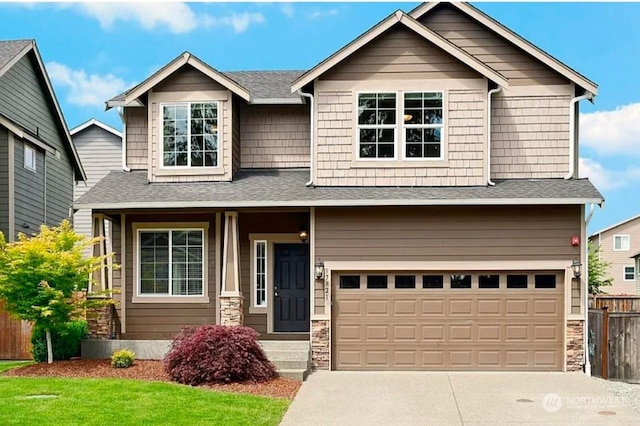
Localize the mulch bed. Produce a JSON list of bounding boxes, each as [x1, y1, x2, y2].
[[3, 359, 301, 400]]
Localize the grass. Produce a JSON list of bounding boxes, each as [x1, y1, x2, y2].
[[0, 377, 290, 426], [0, 361, 34, 374]]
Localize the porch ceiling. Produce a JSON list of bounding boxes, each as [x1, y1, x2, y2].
[[73, 170, 603, 210]]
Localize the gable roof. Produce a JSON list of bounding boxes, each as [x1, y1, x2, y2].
[[106, 52, 251, 109], [70, 118, 122, 139], [224, 70, 305, 104], [0, 39, 86, 181], [589, 214, 640, 238], [291, 10, 509, 93], [409, 1, 598, 95]]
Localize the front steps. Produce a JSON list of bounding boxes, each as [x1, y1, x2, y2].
[[259, 340, 311, 381]]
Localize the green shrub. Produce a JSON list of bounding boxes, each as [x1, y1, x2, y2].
[[31, 320, 88, 362], [111, 349, 135, 368]]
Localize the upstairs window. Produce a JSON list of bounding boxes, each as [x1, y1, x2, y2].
[[24, 145, 36, 171], [404, 92, 444, 159], [162, 102, 218, 168], [357, 93, 396, 159], [614, 235, 630, 251]]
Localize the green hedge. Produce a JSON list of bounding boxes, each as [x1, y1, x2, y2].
[[31, 320, 88, 362]]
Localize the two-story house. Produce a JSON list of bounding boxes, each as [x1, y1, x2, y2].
[[0, 39, 86, 359], [589, 214, 640, 295], [75, 2, 603, 374]]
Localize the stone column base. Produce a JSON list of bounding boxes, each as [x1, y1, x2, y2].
[[220, 295, 244, 326], [86, 302, 115, 340], [566, 319, 584, 372], [311, 319, 330, 370]]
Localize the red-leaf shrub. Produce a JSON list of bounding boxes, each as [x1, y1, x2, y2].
[[164, 325, 278, 385]]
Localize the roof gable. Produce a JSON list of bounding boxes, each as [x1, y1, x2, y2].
[[589, 214, 640, 238], [291, 10, 508, 93], [70, 118, 122, 139], [0, 40, 86, 181], [410, 2, 598, 95], [107, 52, 251, 109]]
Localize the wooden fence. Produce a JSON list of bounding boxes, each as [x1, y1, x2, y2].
[[589, 307, 640, 383], [0, 300, 32, 360], [590, 295, 640, 312]]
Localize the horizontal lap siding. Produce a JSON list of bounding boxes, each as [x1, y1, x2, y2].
[[324, 26, 480, 81], [240, 104, 310, 169], [594, 219, 640, 294], [491, 96, 570, 179], [0, 128, 8, 236], [14, 138, 45, 238], [420, 4, 570, 86], [122, 213, 217, 340], [315, 205, 581, 313], [125, 107, 148, 170]]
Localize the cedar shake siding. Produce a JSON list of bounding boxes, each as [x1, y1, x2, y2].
[[314, 205, 581, 314], [419, 4, 570, 87], [154, 65, 226, 93], [125, 105, 148, 170], [240, 104, 310, 169], [119, 212, 218, 340]]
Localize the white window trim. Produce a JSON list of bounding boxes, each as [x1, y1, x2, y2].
[[24, 144, 36, 172], [402, 91, 445, 161], [253, 240, 268, 309], [355, 91, 399, 161], [159, 101, 221, 170], [613, 234, 631, 251], [132, 222, 209, 304], [623, 265, 635, 281]]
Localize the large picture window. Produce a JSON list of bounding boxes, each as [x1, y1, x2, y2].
[[357, 93, 396, 159], [404, 92, 443, 159], [139, 229, 204, 296], [162, 102, 218, 168]]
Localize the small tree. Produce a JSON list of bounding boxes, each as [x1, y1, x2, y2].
[[0, 220, 113, 363], [588, 241, 613, 295]]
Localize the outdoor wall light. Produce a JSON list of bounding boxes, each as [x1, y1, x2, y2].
[[571, 258, 582, 278], [299, 229, 309, 244], [315, 260, 325, 280]]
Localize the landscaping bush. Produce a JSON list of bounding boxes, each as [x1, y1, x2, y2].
[[164, 325, 277, 385], [111, 349, 135, 368], [31, 320, 88, 362]]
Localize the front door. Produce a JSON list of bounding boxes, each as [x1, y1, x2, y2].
[[274, 243, 310, 332]]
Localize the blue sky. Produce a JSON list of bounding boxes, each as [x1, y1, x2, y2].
[[1, 1, 639, 234]]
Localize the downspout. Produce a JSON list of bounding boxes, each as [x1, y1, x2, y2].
[[298, 90, 314, 187], [584, 202, 595, 375], [486, 86, 502, 186], [565, 93, 592, 180], [118, 107, 130, 172]]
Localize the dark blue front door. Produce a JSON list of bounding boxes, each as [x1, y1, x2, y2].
[[274, 243, 310, 332]]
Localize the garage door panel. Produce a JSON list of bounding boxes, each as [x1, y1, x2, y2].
[[333, 271, 563, 371]]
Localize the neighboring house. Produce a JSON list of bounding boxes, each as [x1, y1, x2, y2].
[[632, 251, 640, 293], [75, 2, 603, 374], [589, 214, 640, 295], [71, 118, 122, 256], [0, 39, 86, 359]]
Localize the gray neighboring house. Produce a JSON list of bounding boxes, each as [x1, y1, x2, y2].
[[71, 118, 122, 242], [0, 39, 85, 240]]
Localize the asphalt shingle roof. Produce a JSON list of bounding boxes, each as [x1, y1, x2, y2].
[[0, 40, 31, 71], [74, 170, 604, 209], [223, 70, 305, 100]]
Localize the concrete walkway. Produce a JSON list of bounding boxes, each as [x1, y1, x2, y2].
[[280, 371, 638, 425]]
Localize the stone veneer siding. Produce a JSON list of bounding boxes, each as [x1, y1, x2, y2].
[[220, 295, 244, 326], [566, 319, 584, 372], [311, 319, 330, 369], [86, 303, 115, 340]]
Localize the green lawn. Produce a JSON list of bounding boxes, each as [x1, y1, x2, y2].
[[0, 361, 34, 374], [0, 377, 290, 426]]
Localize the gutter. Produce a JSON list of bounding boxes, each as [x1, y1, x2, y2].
[[565, 93, 593, 180], [117, 107, 130, 172], [486, 86, 503, 186], [298, 90, 314, 187]]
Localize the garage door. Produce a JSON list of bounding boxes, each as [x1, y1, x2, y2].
[[332, 271, 564, 371]]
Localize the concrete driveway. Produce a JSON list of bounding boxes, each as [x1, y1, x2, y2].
[[280, 372, 638, 425]]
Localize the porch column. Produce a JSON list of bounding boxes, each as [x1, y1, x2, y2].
[[90, 213, 109, 292], [220, 211, 243, 326]]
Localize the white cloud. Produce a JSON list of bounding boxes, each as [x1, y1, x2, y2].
[[310, 9, 339, 19], [71, 3, 265, 34], [46, 62, 131, 108], [281, 3, 294, 18], [203, 12, 265, 34], [579, 157, 640, 191], [580, 103, 640, 155]]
